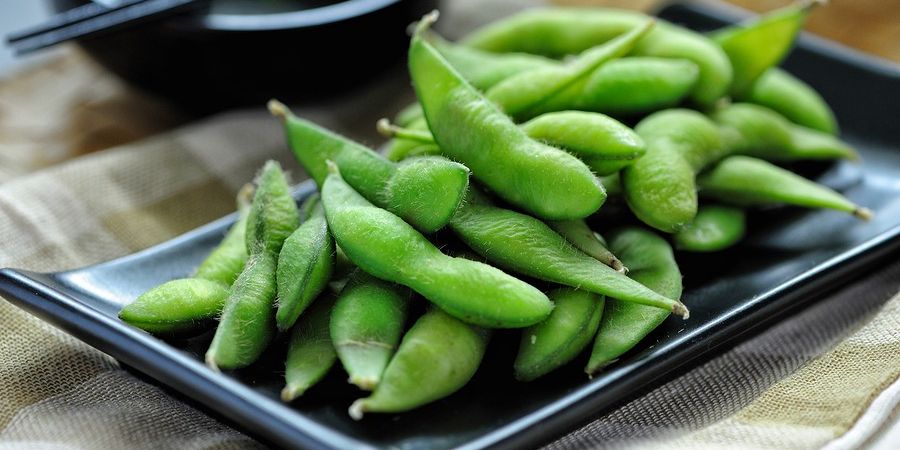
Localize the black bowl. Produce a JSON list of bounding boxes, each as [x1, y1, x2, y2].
[[49, 0, 438, 113]]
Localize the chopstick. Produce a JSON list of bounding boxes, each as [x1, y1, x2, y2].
[[6, 0, 208, 56]]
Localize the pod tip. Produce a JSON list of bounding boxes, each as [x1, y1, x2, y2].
[[376, 118, 394, 138], [267, 99, 290, 121], [348, 399, 367, 420], [854, 207, 874, 221], [611, 259, 628, 274], [281, 385, 305, 402], [412, 10, 439, 37], [325, 159, 339, 176], [674, 302, 690, 320], [204, 353, 221, 373]]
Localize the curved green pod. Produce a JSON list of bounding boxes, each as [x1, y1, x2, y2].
[[194, 184, 253, 285], [462, 7, 732, 106], [548, 219, 625, 273], [382, 111, 644, 176], [711, 1, 815, 95], [409, 13, 604, 220], [674, 205, 746, 252], [207, 161, 299, 370], [348, 308, 489, 418], [515, 288, 605, 381], [322, 164, 553, 328], [697, 156, 872, 220], [282, 294, 337, 401], [741, 68, 837, 135], [485, 21, 655, 121], [587, 227, 683, 374], [712, 103, 856, 161], [573, 57, 699, 115], [269, 100, 469, 233], [275, 211, 335, 331], [622, 109, 725, 233], [331, 271, 410, 391], [119, 278, 230, 336], [450, 192, 689, 318]]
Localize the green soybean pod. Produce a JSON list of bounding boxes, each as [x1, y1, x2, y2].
[[521, 111, 645, 175], [283, 294, 337, 401], [450, 192, 689, 318], [119, 278, 230, 336], [574, 57, 699, 115], [269, 101, 469, 233], [586, 228, 683, 374], [409, 13, 604, 221], [713, 103, 856, 161], [548, 219, 626, 273], [697, 156, 873, 220], [322, 163, 552, 328], [348, 308, 489, 419], [207, 161, 299, 370], [331, 271, 410, 390], [275, 205, 335, 331], [710, 1, 816, 95], [515, 288, 605, 381], [741, 68, 837, 135], [485, 21, 655, 121], [194, 184, 253, 285], [622, 109, 724, 233], [674, 205, 747, 252], [430, 33, 556, 90]]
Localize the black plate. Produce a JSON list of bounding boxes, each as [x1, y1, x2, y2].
[[2, 3, 900, 450]]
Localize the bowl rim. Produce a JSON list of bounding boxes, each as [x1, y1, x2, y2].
[[193, 0, 406, 31]]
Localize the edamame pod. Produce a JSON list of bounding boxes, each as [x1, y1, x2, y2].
[[348, 308, 489, 418], [430, 33, 556, 90], [713, 103, 856, 161], [573, 57, 699, 115], [587, 228, 682, 373], [119, 278, 229, 335], [674, 205, 746, 252], [622, 109, 725, 232], [741, 68, 837, 134], [486, 21, 655, 121], [194, 184, 253, 285], [275, 200, 335, 331], [322, 163, 553, 328], [548, 219, 626, 273], [380, 111, 644, 176], [711, 1, 816, 94], [331, 271, 410, 390], [269, 101, 469, 233], [409, 12, 604, 220], [207, 161, 299, 370], [450, 192, 689, 318], [697, 156, 872, 219], [515, 288, 604, 381], [283, 294, 337, 401], [462, 7, 732, 105]]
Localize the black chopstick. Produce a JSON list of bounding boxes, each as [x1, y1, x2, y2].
[[6, 0, 208, 56]]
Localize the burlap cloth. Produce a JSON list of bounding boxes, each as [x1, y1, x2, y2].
[[1, 0, 898, 449]]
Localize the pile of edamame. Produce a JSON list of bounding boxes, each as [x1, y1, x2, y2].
[[120, 3, 872, 419]]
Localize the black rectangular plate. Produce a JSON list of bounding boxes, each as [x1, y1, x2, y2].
[[2, 3, 899, 450]]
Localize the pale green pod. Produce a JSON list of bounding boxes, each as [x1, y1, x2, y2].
[[515, 288, 605, 381], [586, 228, 683, 373], [119, 278, 229, 336], [741, 68, 837, 134], [282, 294, 337, 401], [331, 271, 410, 390], [348, 308, 489, 418], [430, 32, 556, 90], [574, 57, 699, 115]]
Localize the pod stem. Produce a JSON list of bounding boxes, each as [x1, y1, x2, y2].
[[348, 399, 367, 420], [376, 118, 435, 144], [853, 207, 874, 221], [412, 10, 440, 38], [610, 258, 628, 274], [267, 99, 292, 122], [281, 385, 306, 402], [674, 302, 690, 320]]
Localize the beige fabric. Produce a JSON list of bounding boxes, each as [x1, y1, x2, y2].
[[0, 0, 898, 449]]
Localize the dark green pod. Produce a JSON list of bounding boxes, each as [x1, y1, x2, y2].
[[119, 278, 229, 336], [275, 214, 335, 331], [348, 308, 489, 418], [587, 228, 683, 374], [674, 205, 746, 252], [331, 271, 410, 390], [283, 294, 337, 401], [515, 288, 604, 381]]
